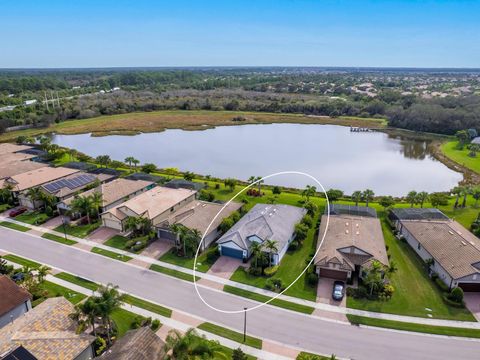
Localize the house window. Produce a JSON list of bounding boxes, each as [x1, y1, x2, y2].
[[474, 274, 478, 281], [417, 243, 421, 251]]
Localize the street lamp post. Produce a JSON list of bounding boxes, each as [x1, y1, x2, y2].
[[243, 307, 247, 343], [62, 215, 68, 242]]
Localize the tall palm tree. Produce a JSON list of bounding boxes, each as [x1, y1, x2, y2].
[[264, 239, 279, 267], [416, 191, 429, 208], [124, 216, 140, 235], [255, 176, 264, 194], [90, 192, 103, 218], [406, 191, 417, 208], [132, 158, 140, 172], [248, 176, 256, 185], [461, 186, 471, 208], [124, 156, 135, 171], [95, 283, 125, 345], [362, 189, 375, 207], [249, 241, 263, 269], [163, 328, 218, 360], [351, 191, 362, 206], [302, 185, 317, 202], [26, 187, 44, 208], [452, 186, 463, 209], [472, 187, 480, 208], [70, 196, 93, 224], [36, 265, 51, 283]]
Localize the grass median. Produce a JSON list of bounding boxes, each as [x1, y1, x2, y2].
[[123, 294, 172, 318], [0, 221, 30, 232], [2, 254, 42, 268], [91, 247, 132, 262], [54, 272, 99, 291], [42, 233, 77, 245], [198, 322, 262, 349], [149, 264, 200, 282], [223, 285, 314, 314]]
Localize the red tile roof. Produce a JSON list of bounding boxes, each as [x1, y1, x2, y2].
[[0, 275, 31, 317]]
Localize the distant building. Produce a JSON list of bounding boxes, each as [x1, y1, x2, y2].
[[23, 100, 37, 106], [0, 276, 32, 329], [472, 137, 480, 145]]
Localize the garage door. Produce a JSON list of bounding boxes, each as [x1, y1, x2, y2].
[[458, 283, 480, 292], [319, 268, 348, 281], [103, 218, 123, 231], [221, 246, 244, 259]]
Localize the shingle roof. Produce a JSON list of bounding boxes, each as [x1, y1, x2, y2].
[[0, 297, 94, 360], [314, 214, 389, 270], [102, 327, 165, 360], [217, 204, 306, 252], [0, 276, 31, 317], [401, 219, 480, 279]]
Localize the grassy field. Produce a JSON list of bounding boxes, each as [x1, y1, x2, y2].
[[149, 264, 200, 282], [123, 294, 172, 318], [348, 314, 480, 338], [54, 221, 100, 238], [2, 254, 42, 268], [223, 285, 314, 314], [159, 246, 218, 273], [15, 211, 51, 225], [42, 232, 77, 245], [0, 221, 30, 232], [198, 322, 263, 349], [111, 308, 145, 337], [33, 281, 87, 306], [54, 272, 99, 291], [347, 219, 475, 321], [91, 247, 133, 262], [441, 140, 480, 174], [0, 110, 387, 141]]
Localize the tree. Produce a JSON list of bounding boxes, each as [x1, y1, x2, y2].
[[469, 144, 480, 157], [363, 260, 384, 296], [461, 186, 471, 208], [70, 297, 101, 337], [416, 191, 429, 208], [95, 155, 111, 168], [326, 189, 343, 203], [131, 158, 140, 171], [141, 163, 157, 173], [183, 171, 195, 181], [110, 160, 124, 169], [224, 178, 236, 192], [351, 190, 362, 206], [362, 189, 375, 207], [90, 192, 103, 219], [232, 347, 248, 360], [455, 130, 470, 149], [303, 201, 318, 216], [95, 283, 125, 345], [264, 239, 279, 267], [452, 186, 463, 208], [430, 192, 449, 207], [294, 223, 309, 242], [272, 186, 282, 195], [406, 191, 417, 208], [379, 196, 395, 209], [250, 241, 263, 269], [70, 195, 94, 223], [26, 187, 44, 209], [124, 156, 136, 171], [36, 265, 50, 282], [0, 183, 14, 204], [472, 187, 480, 208], [255, 176, 264, 194], [163, 328, 219, 360], [302, 185, 317, 201]]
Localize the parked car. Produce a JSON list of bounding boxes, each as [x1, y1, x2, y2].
[[332, 281, 345, 301], [9, 207, 27, 217]]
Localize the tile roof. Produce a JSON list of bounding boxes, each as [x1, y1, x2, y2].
[[0, 144, 34, 156], [217, 203, 306, 252], [40, 172, 115, 198], [0, 276, 31, 317], [102, 327, 165, 360], [401, 219, 480, 279], [3, 167, 80, 192], [314, 214, 389, 270], [0, 297, 94, 360]]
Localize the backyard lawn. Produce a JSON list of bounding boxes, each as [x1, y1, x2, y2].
[[347, 219, 476, 321], [54, 221, 100, 238], [15, 211, 51, 225], [441, 140, 480, 174], [159, 246, 218, 273]]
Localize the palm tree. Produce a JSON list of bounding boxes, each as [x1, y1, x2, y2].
[[363, 260, 383, 296], [70, 196, 94, 224], [124, 156, 136, 171], [416, 191, 429, 208], [351, 190, 362, 206], [249, 241, 263, 269], [26, 187, 44, 209], [95, 283, 125, 345], [170, 223, 188, 255], [472, 187, 480, 208], [406, 191, 417, 208], [248, 176, 256, 185], [36, 265, 50, 283], [461, 186, 471, 208], [131, 158, 140, 171], [264, 239, 279, 267], [163, 328, 218, 360], [452, 186, 463, 209], [124, 216, 140, 235], [362, 189, 375, 207], [70, 297, 100, 337], [387, 260, 398, 275], [302, 185, 317, 202], [255, 176, 264, 194], [90, 192, 103, 219]]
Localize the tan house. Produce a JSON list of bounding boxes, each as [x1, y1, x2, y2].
[[315, 212, 389, 281], [0, 144, 44, 180], [101, 186, 196, 231], [0, 297, 94, 360]]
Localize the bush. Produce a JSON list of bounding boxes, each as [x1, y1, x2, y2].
[[198, 190, 215, 202], [265, 278, 283, 292], [301, 215, 313, 227], [448, 287, 464, 303], [434, 277, 450, 292], [288, 240, 299, 251], [215, 183, 220, 189], [45, 206, 53, 217], [351, 286, 368, 299], [382, 284, 395, 298], [94, 336, 107, 356], [306, 272, 318, 287], [263, 265, 279, 277], [150, 319, 161, 331], [125, 239, 136, 248], [206, 248, 220, 264], [272, 186, 282, 195], [248, 267, 262, 276], [130, 242, 146, 252]]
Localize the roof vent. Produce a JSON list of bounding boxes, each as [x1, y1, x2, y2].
[[356, 231, 360, 235], [448, 231, 454, 235], [345, 222, 349, 226], [461, 241, 467, 246], [356, 223, 359, 227], [345, 230, 349, 234]]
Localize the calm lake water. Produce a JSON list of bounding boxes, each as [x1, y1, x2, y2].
[[50, 124, 462, 196]]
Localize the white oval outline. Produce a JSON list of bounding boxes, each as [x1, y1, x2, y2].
[[193, 171, 330, 314]]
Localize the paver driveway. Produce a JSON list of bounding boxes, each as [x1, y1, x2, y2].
[[316, 277, 346, 307], [86, 226, 119, 243], [207, 256, 245, 279], [464, 293, 480, 321], [141, 239, 173, 259]]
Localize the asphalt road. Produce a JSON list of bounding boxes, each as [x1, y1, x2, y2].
[[1, 227, 480, 360]]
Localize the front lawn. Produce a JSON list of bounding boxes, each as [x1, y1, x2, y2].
[[104, 235, 148, 254], [33, 281, 87, 306], [42, 233, 77, 245], [0, 221, 30, 232], [198, 322, 262, 349], [0, 204, 12, 212], [441, 140, 480, 174], [15, 211, 51, 225], [91, 247, 133, 262], [159, 246, 218, 273], [54, 221, 100, 238], [347, 219, 475, 321], [111, 308, 145, 337]]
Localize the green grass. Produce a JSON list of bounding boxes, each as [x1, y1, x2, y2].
[[104, 235, 148, 254], [123, 294, 172, 318], [42, 232, 77, 245], [54, 221, 100, 238], [0, 221, 30, 232], [347, 219, 475, 321], [223, 285, 314, 314], [111, 308, 145, 337], [348, 314, 480, 339], [0, 204, 13, 212], [91, 247, 132, 262], [33, 281, 87, 306], [441, 140, 480, 174], [2, 254, 42, 268], [198, 322, 262, 349], [159, 246, 218, 273], [209, 343, 256, 360], [54, 272, 99, 291], [15, 211, 51, 225], [149, 264, 200, 282], [297, 352, 332, 360]]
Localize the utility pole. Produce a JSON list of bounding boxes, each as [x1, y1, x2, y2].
[[44, 92, 49, 111], [243, 307, 247, 343]]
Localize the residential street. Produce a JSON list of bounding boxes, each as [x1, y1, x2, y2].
[[1, 227, 480, 360]]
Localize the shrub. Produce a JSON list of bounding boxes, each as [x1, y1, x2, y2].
[[448, 287, 464, 303], [150, 319, 161, 331], [265, 278, 283, 292], [294, 223, 309, 242], [434, 277, 449, 292], [352, 286, 368, 299], [382, 284, 395, 298], [215, 183, 220, 189], [301, 215, 313, 227], [272, 186, 282, 195], [131, 242, 146, 252], [263, 265, 279, 277], [232, 347, 248, 360], [306, 272, 318, 287], [94, 336, 107, 356], [45, 206, 53, 217], [125, 239, 136, 248], [198, 190, 215, 202], [248, 267, 262, 276], [288, 240, 299, 251], [206, 248, 220, 264]]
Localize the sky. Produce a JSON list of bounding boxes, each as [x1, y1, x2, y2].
[[1, 0, 479, 68]]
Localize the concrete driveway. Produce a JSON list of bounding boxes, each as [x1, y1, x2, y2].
[[141, 240, 173, 259], [464, 293, 480, 321], [207, 256, 245, 279], [86, 226, 119, 243], [316, 277, 346, 307], [43, 216, 64, 229]]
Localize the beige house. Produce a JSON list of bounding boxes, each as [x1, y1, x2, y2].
[[0, 143, 44, 180], [315, 213, 389, 281], [101, 186, 196, 231]]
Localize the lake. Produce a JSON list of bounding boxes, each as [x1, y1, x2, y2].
[[50, 123, 462, 196]]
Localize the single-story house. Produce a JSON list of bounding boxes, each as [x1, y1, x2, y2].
[[0, 276, 32, 329], [0, 297, 95, 360], [156, 200, 243, 251], [1, 167, 80, 209], [217, 204, 306, 264], [0, 144, 45, 180], [102, 327, 165, 360], [314, 210, 389, 281], [101, 186, 196, 231], [392, 208, 480, 291], [58, 178, 156, 214]]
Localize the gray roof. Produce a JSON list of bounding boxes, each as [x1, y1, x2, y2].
[[389, 208, 449, 221], [217, 203, 306, 252], [472, 137, 480, 145], [327, 204, 377, 218]]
